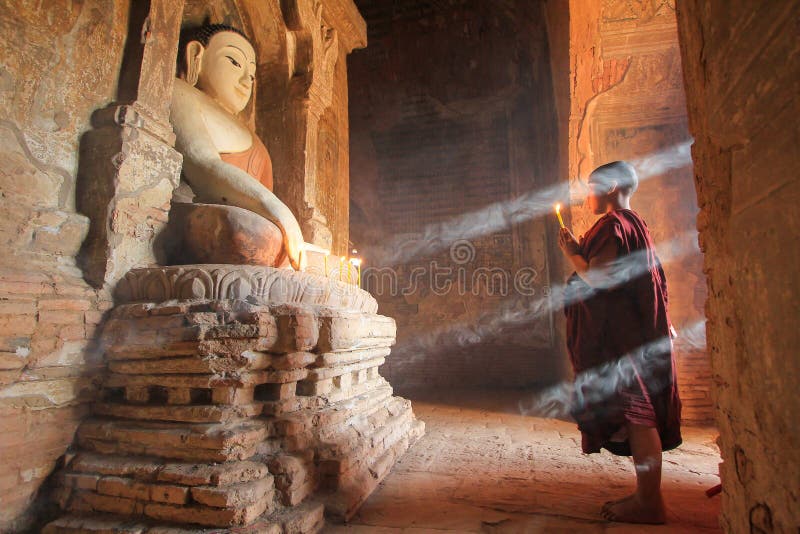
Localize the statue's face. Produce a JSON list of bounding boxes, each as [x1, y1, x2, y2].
[[196, 31, 256, 114]]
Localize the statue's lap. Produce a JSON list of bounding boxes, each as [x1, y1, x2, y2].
[[166, 202, 287, 267]]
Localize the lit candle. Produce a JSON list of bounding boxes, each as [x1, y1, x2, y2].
[[555, 203, 565, 229], [350, 258, 362, 288], [324, 253, 328, 277]]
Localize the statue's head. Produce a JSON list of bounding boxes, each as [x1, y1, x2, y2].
[[178, 24, 256, 115]]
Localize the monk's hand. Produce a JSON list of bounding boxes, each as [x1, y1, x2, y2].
[[558, 227, 580, 256]]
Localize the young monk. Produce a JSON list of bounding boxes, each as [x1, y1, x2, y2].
[[557, 161, 682, 524]]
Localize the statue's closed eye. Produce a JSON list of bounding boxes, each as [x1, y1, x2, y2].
[[226, 56, 242, 68]]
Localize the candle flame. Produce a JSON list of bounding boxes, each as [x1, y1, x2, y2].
[[554, 202, 566, 229], [349, 258, 362, 266]]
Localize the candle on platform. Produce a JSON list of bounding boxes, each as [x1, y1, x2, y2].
[[350, 258, 362, 288], [324, 254, 328, 277], [555, 203, 565, 229]]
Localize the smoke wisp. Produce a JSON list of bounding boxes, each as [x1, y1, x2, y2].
[[372, 141, 693, 266], [517, 319, 705, 420], [392, 231, 700, 360]]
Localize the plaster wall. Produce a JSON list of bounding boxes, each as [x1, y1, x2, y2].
[[0, 1, 130, 529], [677, 1, 800, 531]]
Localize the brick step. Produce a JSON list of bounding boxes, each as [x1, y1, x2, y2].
[[319, 335, 396, 352], [313, 346, 391, 367], [305, 355, 385, 381], [43, 498, 325, 534], [107, 353, 314, 379], [273, 382, 394, 441], [105, 353, 314, 388], [94, 402, 263, 424], [266, 498, 325, 533], [268, 382, 393, 432], [297, 369, 387, 401], [66, 488, 273, 528], [315, 394, 408, 447], [105, 383, 255, 407], [108, 354, 270, 375], [319, 401, 416, 473], [323, 420, 419, 521], [260, 374, 388, 417], [77, 419, 270, 462], [42, 514, 150, 534], [67, 453, 270, 487], [61, 471, 275, 510], [108, 324, 279, 353], [106, 340, 203, 361], [314, 382, 395, 429], [267, 453, 317, 507], [348, 396, 411, 437], [109, 305, 394, 355], [318, 372, 387, 405], [316, 313, 396, 353]]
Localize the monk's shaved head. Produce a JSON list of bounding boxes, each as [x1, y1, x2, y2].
[[590, 161, 639, 195]]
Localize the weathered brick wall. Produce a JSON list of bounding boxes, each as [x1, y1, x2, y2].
[[676, 2, 800, 531], [349, 0, 565, 390], [0, 1, 129, 529], [564, 0, 712, 423]]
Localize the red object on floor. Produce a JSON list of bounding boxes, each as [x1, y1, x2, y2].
[[706, 483, 722, 497]]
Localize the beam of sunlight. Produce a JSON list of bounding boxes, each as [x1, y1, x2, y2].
[[374, 141, 693, 265], [629, 140, 693, 179], [517, 319, 706, 420], [377, 180, 571, 265], [392, 230, 700, 360]]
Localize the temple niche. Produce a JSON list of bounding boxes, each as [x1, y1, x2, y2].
[[0, 0, 421, 532]]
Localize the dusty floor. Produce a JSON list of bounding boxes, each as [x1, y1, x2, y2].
[[327, 389, 721, 533]]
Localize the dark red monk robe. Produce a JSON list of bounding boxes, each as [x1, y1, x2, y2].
[[564, 208, 682, 456]]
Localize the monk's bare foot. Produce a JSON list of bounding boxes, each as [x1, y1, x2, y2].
[[601, 494, 666, 524]]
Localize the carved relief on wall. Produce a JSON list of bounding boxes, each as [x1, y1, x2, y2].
[[601, 0, 676, 24]]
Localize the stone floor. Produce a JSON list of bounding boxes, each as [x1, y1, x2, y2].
[[327, 389, 721, 533]]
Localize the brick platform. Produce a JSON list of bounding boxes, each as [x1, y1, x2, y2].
[[44, 268, 423, 532]]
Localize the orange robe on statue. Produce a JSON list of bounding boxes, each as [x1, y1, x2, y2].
[[220, 134, 274, 191]]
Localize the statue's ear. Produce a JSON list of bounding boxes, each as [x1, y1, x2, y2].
[[184, 41, 205, 86]]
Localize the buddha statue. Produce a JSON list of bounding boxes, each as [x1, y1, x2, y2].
[[167, 24, 304, 270]]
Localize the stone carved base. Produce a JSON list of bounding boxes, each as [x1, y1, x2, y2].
[[44, 295, 423, 533], [115, 265, 378, 314]]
